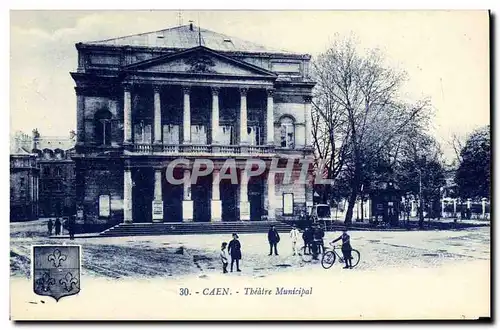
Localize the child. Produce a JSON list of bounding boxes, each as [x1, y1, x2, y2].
[[220, 242, 229, 274]]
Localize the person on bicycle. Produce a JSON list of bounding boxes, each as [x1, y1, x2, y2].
[[330, 227, 353, 269]]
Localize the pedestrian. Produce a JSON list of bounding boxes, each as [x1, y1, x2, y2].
[[289, 225, 300, 256], [311, 224, 324, 260], [220, 242, 229, 274], [331, 227, 353, 269], [267, 225, 280, 256], [227, 233, 242, 272], [47, 219, 53, 236], [68, 217, 75, 240], [54, 218, 61, 236], [302, 227, 312, 255]]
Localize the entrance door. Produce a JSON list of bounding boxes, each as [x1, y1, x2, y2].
[[132, 168, 153, 223], [164, 182, 182, 222], [192, 176, 211, 222], [249, 181, 263, 221], [221, 181, 237, 221]]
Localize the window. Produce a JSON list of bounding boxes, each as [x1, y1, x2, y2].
[[94, 109, 112, 145], [191, 125, 207, 145], [99, 195, 111, 217], [134, 121, 152, 144], [279, 116, 295, 148], [283, 193, 294, 215], [248, 126, 262, 146], [163, 124, 179, 144], [219, 125, 234, 145]]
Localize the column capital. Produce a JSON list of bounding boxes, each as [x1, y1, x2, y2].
[[153, 85, 162, 93], [182, 86, 191, 95], [123, 83, 133, 92], [266, 88, 275, 97], [303, 95, 313, 103], [211, 86, 220, 96], [239, 87, 248, 96]]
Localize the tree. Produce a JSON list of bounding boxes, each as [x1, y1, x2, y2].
[[455, 125, 490, 199], [311, 35, 431, 224]]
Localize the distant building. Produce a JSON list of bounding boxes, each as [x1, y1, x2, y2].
[[9, 130, 76, 220], [10, 138, 39, 221]]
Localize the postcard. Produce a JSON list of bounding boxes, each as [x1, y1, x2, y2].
[[9, 10, 490, 320]]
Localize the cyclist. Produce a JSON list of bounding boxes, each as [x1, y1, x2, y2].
[[330, 227, 353, 269]]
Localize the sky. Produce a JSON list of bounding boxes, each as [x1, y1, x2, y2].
[[9, 10, 489, 161]]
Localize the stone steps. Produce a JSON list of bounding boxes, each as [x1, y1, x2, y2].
[[99, 221, 294, 237]]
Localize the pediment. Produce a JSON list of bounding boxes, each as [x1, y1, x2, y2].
[[124, 46, 277, 78]]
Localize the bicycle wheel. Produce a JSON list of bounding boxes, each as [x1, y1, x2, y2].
[[300, 246, 313, 263], [350, 249, 361, 268], [321, 251, 336, 269]]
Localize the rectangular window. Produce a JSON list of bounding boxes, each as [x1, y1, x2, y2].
[[134, 122, 152, 144], [191, 125, 207, 145], [283, 193, 294, 215], [163, 124, 180, 144], [99, 195, 111, 217], [248, 126, 261, 146], [219, 125, 234, 145]]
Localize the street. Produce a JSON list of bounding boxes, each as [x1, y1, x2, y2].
[[10, 220, 490, 279]]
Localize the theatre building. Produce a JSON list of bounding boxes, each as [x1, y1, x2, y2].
[[71, 23, 315, 227]]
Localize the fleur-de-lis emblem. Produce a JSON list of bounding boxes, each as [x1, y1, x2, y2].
[[35, 272, 55, 292], [47, 248, 67, 267], [59, 272, 79, 292]]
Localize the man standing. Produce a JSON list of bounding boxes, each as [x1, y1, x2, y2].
[[54, 218, 61, 236], [47, 219, 54, 236], [68, 216, 75, 240], [267, 225, 280, 256], [289, 225, 300, 256]]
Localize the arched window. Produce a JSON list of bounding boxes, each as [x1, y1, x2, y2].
[[94, 109, 112, 146], [279, 116, 295, 149]]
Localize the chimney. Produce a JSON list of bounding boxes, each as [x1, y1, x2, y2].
[[189, 21, 194, 31]]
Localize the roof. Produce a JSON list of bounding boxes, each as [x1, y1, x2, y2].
[[35, 137, 76, 151], [83, 24, 297, 55]]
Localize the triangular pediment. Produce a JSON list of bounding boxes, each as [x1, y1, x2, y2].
[[124, 46, 277, 78]]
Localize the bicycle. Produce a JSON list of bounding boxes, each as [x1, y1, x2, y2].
[[321, 242, 360, 269], [299, 243, 324, 263]]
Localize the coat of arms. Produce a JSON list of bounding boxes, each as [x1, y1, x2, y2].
[[33, 245, 80, 302], [184, 54, 216, 73]]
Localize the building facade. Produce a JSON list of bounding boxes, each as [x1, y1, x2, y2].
[[10, 139, 39, 221], [10, 130, 76, 220], [71, 24, 315, 227]]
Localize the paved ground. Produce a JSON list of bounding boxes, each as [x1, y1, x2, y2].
[[10, 219, 490, 279]]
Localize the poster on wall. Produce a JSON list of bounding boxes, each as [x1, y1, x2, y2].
[[283, 193, 294, 215], [99, 195, 110, 217]]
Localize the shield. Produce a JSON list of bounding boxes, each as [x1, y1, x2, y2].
[[33, 245, 80, 302]]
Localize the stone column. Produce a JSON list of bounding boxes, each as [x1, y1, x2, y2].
[[239, 169, 250, 220], [267, 173, 275, 220], [153, 86, 162, 144], [123, 168, 133, 223], [481, 198, 487, 219], [182, 169, 193, 222], [75, 87, 85, 144], [453, 198, 457, 217], [239, 88, 248, 145], [211, 87, 220, 145], [304, 95, 313, 147], [441, 199, 446, 218], [123, 84, 132, 143], [266, 89, 274, 145], [182, 86, 191, 143], [211, 169, 222, 222], [152, 169, 163, 222]]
